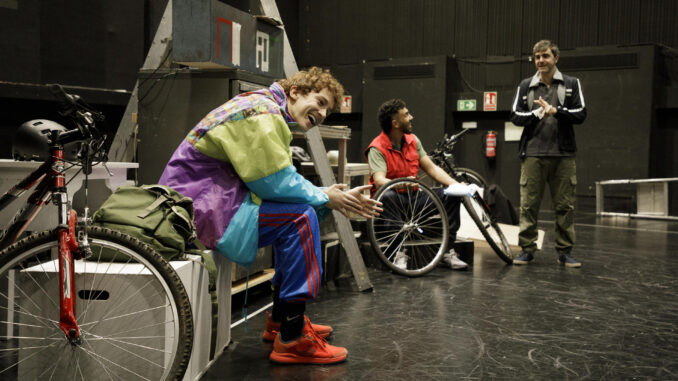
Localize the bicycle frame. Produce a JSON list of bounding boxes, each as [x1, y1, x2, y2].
[[0, 139, 82, 341]]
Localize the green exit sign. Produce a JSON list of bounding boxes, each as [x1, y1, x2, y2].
[[457, 99, 477, 111]]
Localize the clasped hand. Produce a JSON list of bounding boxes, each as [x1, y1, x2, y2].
[[324, 184, 383, 218], [534, 96, 557, 117]]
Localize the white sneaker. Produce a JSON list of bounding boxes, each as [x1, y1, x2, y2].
[[442, 249, 468, 270], [394, 251, 409, 270]]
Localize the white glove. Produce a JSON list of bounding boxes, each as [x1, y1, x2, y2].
[[444, 183, 481, 197]]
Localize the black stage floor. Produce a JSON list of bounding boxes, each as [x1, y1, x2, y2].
[[202, 213, 678, 380]]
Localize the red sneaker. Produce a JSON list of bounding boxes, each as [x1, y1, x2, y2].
[[269, 316, 347, 364], [262, 311, 332, 342]]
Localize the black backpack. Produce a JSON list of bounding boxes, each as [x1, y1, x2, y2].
[[485, 184, 519, 225]]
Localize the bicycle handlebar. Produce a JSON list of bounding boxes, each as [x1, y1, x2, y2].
[[432, 128, 472, 156], [50, 84, 79, 115], [48, 84, 109, 167], [450, 127, 471, 142], [50, 84, 105, 122]]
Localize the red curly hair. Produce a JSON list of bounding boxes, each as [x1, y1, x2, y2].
[[277, 67, 345, 112]]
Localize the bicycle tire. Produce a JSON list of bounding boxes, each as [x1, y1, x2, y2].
[[453, 167, 488, 189], [368, 178, 448, 277], [0, 226, 193, 380], [462, 195, 514, 264]]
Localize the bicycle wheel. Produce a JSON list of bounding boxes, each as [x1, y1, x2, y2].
[[462, 194, 514, 264], [453, 167, 488, 189], [368, 178, 448, 277], [0, 226, 193, 380], [418, 166, 488, 190]]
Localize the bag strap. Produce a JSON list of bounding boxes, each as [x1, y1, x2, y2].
[[186, 240, 217, 291], [170, 205, 197, 241], [143, 184, 194, 211], [137, 194, 169, 219]]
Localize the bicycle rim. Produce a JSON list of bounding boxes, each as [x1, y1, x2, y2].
[[0, 226, 192, 380], [454, 167, 488, 189], [368, 178, 448, 277], [462, 196, 514, 264]]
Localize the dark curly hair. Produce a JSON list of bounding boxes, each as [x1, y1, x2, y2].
[[377, 98, 407, 133], [277, 66, 344, 112]]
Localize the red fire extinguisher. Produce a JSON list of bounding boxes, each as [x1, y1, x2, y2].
[[485, 130, 497, 159]]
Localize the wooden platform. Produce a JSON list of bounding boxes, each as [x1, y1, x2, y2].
[[231, 268, 275, 295]]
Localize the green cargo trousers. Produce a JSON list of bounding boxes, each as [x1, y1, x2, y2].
[[519, 156, 576, 253]]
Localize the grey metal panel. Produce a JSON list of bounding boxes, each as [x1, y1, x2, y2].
[[520, 0, 561, 55], [485, 61, 520, 91], [640, 0, 678, 48], [172, 0, 284, 77], [136, 70, 273, 185], [564, 46, 655, 196], [453, 46, 657, 201], [487, 0, 523, 57], [598, 0, 640, 45], [453, 0, 489, 58], [329, 63, 364, 113], [558, 0, 599, 49], [361, 56, 448, 156]]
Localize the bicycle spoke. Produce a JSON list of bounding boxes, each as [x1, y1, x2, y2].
[[83, 319, 175, 341], [77, 345, 153, 381], [0, 294, 57, 331], [78, 246, 137, 328], [20, 259, 59, 310], [0, 229, 189, 380], [84, 333, 167, 368], [79, 331, 123, 381], [80, 303, 169, 328], [38, 339, 71, 381], [369, 179, 449, 276], [0, 339, 61, 375]]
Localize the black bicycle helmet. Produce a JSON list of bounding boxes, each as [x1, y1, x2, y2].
[[12, 119, 79, 161]]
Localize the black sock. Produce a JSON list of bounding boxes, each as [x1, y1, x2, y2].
[[271, 286, 282, 322], [280, 301, 306, 342]]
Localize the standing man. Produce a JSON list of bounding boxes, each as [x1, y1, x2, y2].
[[159, 67, 382, 364], [366, 98, 474, 271], [510, 40, 587, 268]]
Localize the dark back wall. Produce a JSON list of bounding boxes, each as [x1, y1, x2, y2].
[[290, 0, 678, 212], [297, 0, 678, 68]]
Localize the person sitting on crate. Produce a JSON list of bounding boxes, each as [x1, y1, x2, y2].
[[158, 67, 382, 365], [365, 98, 478, 271]]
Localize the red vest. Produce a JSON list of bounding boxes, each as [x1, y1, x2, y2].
[[365, 132, 420, 195]]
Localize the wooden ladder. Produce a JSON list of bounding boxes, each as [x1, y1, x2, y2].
[[259, 0, 372, 292]]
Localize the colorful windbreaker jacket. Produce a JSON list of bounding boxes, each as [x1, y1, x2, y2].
[[158, 83, 329, 267]]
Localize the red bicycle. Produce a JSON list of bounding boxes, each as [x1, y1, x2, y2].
[[0, 85, 192, 380]]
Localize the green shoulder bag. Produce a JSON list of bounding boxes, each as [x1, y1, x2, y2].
[[92, 184, 197, 261]]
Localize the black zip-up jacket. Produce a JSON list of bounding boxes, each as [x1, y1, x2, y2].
[[510, 70, 587, 157]]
